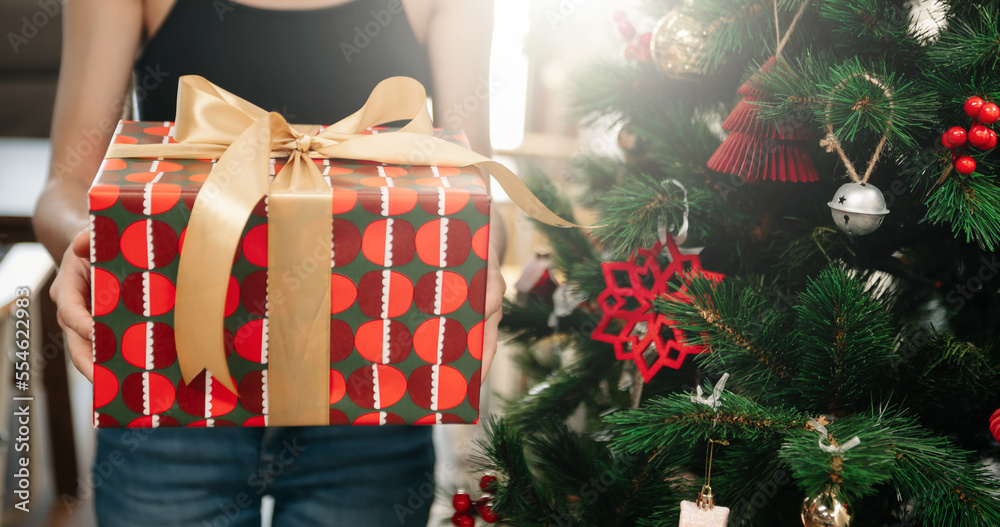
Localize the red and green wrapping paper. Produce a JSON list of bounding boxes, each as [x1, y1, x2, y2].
[[89, 122, 490, 427]]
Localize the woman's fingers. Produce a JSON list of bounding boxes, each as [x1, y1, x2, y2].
[[51, 231, 95, 382]]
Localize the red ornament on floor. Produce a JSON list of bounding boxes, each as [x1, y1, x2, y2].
[[453, 490, 473, 513], [477, 498, 499, 523], [452, 512, 475, 527], [591, 234, 724, 382], [479, 474, 498, 492]]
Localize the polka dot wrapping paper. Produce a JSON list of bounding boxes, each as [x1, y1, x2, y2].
[[89, 121, 489, 428]]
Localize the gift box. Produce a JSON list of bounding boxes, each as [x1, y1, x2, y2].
[[86, 76, 533, 428]]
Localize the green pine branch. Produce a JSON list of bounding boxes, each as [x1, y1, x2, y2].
[[654, 276, 799, 395], [593, 171, 710, 258], [690, 0, 803, 69], [607, 388, 812, 453], [818, 57, 938, 151], [751, 51, 833, 126], [570, 60, 670, 125], [928, 4, 1000, 70], [924, 173, 1000, 251], [816, 0, 926, 61], [501, 297, 560, 346], [473, 418, 561, 525], [503, 338, 627, 429], [790, 265, 896, 415]]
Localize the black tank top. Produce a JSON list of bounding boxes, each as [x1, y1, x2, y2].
[[134, 0, 434, 123]]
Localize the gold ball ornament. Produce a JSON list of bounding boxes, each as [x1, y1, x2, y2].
[[650, 9, 709, 79], [801, 491, 852, 527]]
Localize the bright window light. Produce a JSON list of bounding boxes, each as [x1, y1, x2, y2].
[[490, 0, 530, 152]]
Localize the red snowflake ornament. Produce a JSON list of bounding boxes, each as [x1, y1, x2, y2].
[[591, 235, 723, 382]]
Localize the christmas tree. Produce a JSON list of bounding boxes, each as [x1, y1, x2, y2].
[[458, 1, 1000, 526]]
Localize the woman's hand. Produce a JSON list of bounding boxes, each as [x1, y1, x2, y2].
[[479, 208, 507, 382], [480, 243, 505, 383], [35, 0, 145, 381], [50, 229, 94, 381]]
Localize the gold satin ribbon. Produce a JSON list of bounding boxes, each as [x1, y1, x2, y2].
[[106, 75, 574, 426]]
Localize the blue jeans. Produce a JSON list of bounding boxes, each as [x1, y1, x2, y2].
[[93, 426, 435, 527]]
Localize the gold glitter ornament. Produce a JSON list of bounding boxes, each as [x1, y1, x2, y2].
[[650, 9, 710, 79]]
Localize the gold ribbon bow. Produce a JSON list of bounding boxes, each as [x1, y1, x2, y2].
[[106, 76, 574, 426]]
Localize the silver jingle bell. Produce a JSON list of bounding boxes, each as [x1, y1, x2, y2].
[[827, 182, 889, 236], [801, 491, 852, 527]]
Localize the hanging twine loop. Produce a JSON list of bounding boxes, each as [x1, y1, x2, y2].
[[774, 0, 811, 59], [822, 73, 895, 184]]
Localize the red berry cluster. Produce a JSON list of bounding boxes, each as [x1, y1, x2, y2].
[[451, 475, 499, 526], [613, 10, 652, 62], [941, 96, 999, 175]]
